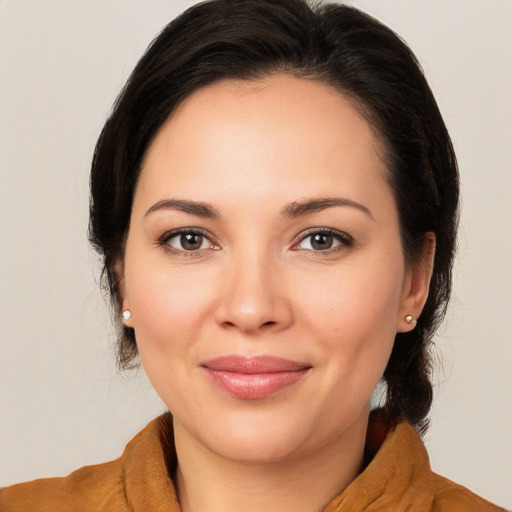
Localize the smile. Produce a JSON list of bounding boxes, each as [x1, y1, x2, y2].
[[201, 355, 312, 400]]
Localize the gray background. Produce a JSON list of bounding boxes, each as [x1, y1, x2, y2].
[[1, 0, 511, 507]]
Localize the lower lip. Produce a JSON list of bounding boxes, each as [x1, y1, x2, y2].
[[202, 368, 310, 400]]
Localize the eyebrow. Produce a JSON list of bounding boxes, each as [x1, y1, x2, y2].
[[144, 199, 221, 219], [281, 197, 374, 220], [144, 196, 373, 221]]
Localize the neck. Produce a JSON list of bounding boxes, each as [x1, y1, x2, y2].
[[174, 413, 369, 512]]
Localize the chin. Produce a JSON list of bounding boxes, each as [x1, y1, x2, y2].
[[207, 423, 310, 464], [173, 403, 312, 463], [179, 402, 364, 465]]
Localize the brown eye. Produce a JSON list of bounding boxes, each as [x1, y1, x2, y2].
[[166, 231, 211, 251], [295, 230, 352, 252], [180, 233, 204, 250], [311, 233, 334, 250]]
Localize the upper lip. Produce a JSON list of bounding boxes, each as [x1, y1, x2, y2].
[[201, 355, 311, 374]]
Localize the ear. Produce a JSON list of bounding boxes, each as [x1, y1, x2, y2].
[[396, 233, 436, 333], [114, 257, 133, 328]]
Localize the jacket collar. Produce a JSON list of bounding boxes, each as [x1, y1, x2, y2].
[[121, 410, 433, 512], [323, 410, 434, 511]]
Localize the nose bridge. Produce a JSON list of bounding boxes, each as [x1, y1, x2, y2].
[[215, 240, 291, 333]]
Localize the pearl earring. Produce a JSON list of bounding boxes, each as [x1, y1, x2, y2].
[[122, 310, 132, 321], [404, 315, 417, 328]]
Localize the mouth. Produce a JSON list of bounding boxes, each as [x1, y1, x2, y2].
[[200, 355, 312, 400]]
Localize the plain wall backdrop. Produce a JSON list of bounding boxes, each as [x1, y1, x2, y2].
[[1, 0, 511, 507]]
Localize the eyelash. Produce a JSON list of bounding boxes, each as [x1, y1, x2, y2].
[[157, 228, 219, 257], [156, 227, 353, 256], [292, 228, 353, 253]]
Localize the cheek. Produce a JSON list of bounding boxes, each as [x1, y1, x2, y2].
[[300, 261, 403, 333], [125, 261, 217, 356], [123, 263, 220, 412], [296, 256, 404, 378]]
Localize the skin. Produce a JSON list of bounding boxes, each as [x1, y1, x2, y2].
[[121, 75, 434, 512]]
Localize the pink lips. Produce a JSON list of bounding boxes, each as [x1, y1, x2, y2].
[[201, 355, 311, 400]]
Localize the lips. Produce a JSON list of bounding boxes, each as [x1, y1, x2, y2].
[[201, 355, 311, 400]]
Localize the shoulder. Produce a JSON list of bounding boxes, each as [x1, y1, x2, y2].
[[0, 413, 176, 512], [430, 473, 507, 512], [0, 458, 126, 512], [349, 413, 507, 512]]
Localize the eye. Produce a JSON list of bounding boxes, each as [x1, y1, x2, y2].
[[170, 232, 209, 251], [294, 229, 352, 252], [159, 229, 218, 253]]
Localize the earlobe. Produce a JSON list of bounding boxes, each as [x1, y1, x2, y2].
[[114, 258, 133, 327], [397, 233, 436, 332], [404, 314, 417, 328], [122, 308, 133, 328]]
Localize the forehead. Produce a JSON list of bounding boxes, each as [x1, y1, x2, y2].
[[136, 75, 391, 216], [157, 75, 383, 156]]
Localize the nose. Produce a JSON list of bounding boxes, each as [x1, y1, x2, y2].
[[213, 248, 293, 334]]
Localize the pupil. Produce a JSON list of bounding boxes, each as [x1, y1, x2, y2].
[[312, 233, 333, 250], [181, 233, 202, 250]]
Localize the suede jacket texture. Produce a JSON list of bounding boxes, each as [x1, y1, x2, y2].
[[0, 412, 505, 512]]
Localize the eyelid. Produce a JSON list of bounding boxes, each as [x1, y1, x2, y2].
[[157, 227, 220, 253], [291, 227, 353, 251], [155, 226, 352, 255]]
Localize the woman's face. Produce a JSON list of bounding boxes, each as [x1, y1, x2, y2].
[[122, 75, 427, 462]]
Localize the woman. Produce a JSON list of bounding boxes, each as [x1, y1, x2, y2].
[[0, 0, 506, 510]]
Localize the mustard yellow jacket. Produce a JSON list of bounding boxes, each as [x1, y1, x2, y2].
[[0, 412, 505, 511]]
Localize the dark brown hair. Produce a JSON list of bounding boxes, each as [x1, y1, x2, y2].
[[89, 0, 459, 432]]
